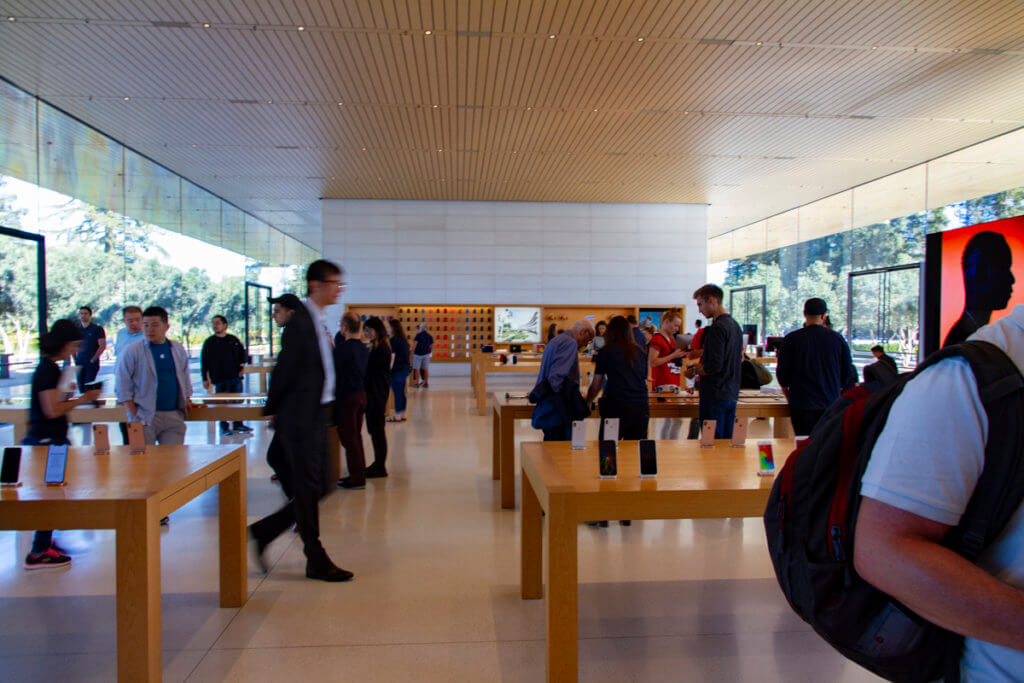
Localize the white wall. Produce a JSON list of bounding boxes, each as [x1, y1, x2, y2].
[[322, 199, 707, 320]]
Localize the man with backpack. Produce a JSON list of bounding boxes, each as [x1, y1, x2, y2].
[[854, 305, 1024, 678], [775, 297, 856, 435]]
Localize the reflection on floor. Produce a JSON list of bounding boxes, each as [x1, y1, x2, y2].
[[0, 377, 880, 681]]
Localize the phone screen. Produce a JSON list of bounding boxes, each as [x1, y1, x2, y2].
[[639, 440, 657, 476], [1, 447, 21, 483], [599, 440, 617, 478], [44, 444, 68, 484]]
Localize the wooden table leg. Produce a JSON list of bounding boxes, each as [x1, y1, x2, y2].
[[218, 457, 247, 607], [492, 406, 501, 480], [773, 416, 794, 437], [500, 409, 516, 509], [116, 499, 161, 682], [546, 492, 578, 682], [521, 470, 543, 599], [477, 374, 488, 416]]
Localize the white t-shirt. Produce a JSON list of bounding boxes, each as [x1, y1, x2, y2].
[[862, 304, 1024, 681]]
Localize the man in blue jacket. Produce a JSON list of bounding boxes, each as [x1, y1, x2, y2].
[[529, 321, 595, 440]]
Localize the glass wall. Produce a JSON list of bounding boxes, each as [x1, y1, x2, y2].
[[709, 127, 1024, 364], [0, 77, 316, 387]]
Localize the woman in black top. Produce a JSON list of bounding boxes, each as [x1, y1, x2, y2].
[[23, 319, 101, 569], [387, 319, 411, 422], [546, 323, 558, 342], [363, 317, 392, 478], [585, 316, 649, 440]]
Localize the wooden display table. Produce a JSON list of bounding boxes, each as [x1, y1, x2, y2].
[[470, 353, 595, 416], [0, 396, 266, 443], [242, 364, 274, 392], [0, 444, 247, 682], [491, 391, 792, 508], [520, 439, 786, 682]]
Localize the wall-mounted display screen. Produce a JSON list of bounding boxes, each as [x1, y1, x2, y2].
[[924, 215, 1024, 354], [495, 307, 541, 343], [638, 309, 662, 329]]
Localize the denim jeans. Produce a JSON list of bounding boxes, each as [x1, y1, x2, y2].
[[21, 435, 68, 554], [390, 368, 410, 414], [698, 398, 738, 439]]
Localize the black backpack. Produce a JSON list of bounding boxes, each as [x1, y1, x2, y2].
[[763, 340, 1024, 682]]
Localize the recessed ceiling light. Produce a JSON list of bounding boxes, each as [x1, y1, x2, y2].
[[297, 25, 305, 31], [191, 144, 197, 148], [267, 99, 273, 104], [123, 96, 130, 101], [683, 110, 689, 114], [953, 48, 961, 53], [432, 104, 439, 108], [637, 37, 644, 42], [7, 16, 15, 21], [756, 41, 763, 46], [424, 30, 432, 35], [361, 146, 367, 151], [592, 108, 598, 112], [202, 22, 210, 28], [871, 45, 878, 50], [548, 34, 556, 39]]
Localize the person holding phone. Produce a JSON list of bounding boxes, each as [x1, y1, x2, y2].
[[649, 308, 686, 439], [23, 319, 102, 569]]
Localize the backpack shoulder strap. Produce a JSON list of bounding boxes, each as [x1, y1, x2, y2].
[[930, 341, 1024, 559]]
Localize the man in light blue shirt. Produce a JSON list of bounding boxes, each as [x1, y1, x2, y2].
[[113, 305, 144, 444]]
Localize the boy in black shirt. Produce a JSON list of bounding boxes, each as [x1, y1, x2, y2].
[[200, 315, 250, 436], [692, 284, 744, 439]]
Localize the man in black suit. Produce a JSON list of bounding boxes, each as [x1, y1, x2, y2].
[[249, 267, 352, 582]]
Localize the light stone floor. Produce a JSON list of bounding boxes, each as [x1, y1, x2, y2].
[[0, 377, 880, 682]]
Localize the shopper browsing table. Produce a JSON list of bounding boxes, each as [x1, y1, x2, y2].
[[200, 314, 251, 436], [586, 316, 649, 440], [334, 312, 369, 489], [388, 319, 412, 422], [529, 321, 595, 441], [649, 308, 686, 439], [691, 284, 743, 439], [22, 319, 101, 569], [775, 297, 855, 435]]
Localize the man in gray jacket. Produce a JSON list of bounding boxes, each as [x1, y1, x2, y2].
[[115, 306, 193, 445]]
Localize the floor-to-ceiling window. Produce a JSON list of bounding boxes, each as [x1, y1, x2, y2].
[[709, 127, 1024, 364], [0, 78, 316, 391]]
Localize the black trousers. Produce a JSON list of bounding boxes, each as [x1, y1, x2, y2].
[[598, 397, 649, 440], [365, 392, 388, 467], [250, 407, 328, 564], [790, 408, 825, 436]]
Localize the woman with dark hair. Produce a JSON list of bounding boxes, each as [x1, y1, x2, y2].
[[589, 320, 608, 354], [387, 318, 411, 422], [585, 316, 649, 440], [22, 319, 101, 569], [546, 323, 558, 342], [363, 317, 391, 478]]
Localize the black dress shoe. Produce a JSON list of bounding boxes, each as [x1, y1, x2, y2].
[[306, 558, 354, 582], [365, 464, 388, 478], [249, 527, 270, 574], [338, 477, 366, 489]]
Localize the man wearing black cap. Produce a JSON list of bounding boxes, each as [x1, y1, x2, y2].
[[776, 297, 856, 435], [249, 286, 353, 582]]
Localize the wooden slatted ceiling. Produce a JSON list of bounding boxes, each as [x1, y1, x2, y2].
[[0, 1, 1022, 248]]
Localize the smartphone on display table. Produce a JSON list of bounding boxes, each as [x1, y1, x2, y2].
[[128, 422, 146, 454], [44, 444, 68, 485], [93, 424, 110, 455], [639, 440, 657, 477], [1, 447, 21, 484], [599, 440, 618, 478]]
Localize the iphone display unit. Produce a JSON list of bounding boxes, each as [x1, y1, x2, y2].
[[127, 422, 146, 454], [92, 424, 110, 455], [602, 418, 620, 442], [571, 421, 586, 449], [1, 447, 21, 485], [598, 440, 618, 478], [700, 420, 717, 447], [639, 440, 657, 477], [731, 417, 749, 447], [44, 444, 68, 485]]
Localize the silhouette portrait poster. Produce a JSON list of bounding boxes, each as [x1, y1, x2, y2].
[[938, 216, 1024, 345]]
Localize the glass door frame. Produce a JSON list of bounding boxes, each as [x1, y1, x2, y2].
[[243, 281, 273, 357], [845, 262, 921, 359], [728, 284, 767, 344], [0, 225, 47, 334]]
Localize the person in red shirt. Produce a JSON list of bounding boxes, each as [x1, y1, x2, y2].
[[648, 308, 686, 438]]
